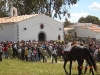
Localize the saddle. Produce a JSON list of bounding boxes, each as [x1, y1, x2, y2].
[[64, 51, 70, 59]]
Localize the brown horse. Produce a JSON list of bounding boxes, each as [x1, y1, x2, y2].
[[63, 46, 98, 75]]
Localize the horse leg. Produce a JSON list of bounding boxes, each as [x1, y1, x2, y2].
[[77, 59, 84, 75], [69, 60, 72, 75], [84, 62, 88, 74], [85, 59, 94, 75], [63, 58, 69, 75]]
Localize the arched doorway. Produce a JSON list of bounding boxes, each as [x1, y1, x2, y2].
[[38, 32, 46, 41]]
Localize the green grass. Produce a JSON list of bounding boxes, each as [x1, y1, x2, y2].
[[0, 58, 100, 75]]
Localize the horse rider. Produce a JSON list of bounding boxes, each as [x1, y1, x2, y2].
[[63, 41, 77, 59]]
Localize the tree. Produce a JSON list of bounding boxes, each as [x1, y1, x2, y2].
[[0, 1, 8, 17], [78, 16, 85, 23], [64, 18, 74, 27], [78, 15, 100, 25], [85, 15, 100, 25], [0, 0, 79, 19]]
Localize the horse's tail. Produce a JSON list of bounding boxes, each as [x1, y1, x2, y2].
[[86, 49, 98, 72]]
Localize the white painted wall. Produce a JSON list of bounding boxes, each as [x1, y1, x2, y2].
[[14, 23, 18, 42], [68, 27, 100, 40], [74, 27, 96, 38], [0, 23, 17, 41], [0, 14, 63, 42], [18, 14, 64, 41], [64, 28, 74, 35], [96, 33, 100, 40]]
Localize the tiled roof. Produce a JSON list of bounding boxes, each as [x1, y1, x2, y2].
[[66, 23, 100, 32], [89, 28, 100, 32], [0, 14, 39, 24], [79, 24, 100, 32], [64, 27, 74, 30]]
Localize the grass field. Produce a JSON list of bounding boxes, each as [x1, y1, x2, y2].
[[0, 58, 100, 75]]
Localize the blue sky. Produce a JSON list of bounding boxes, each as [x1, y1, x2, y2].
[[55, 0, 100, 23]]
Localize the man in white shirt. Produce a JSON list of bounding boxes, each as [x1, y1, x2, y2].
[[48, 44, 53, 57], [64, 42, 72, 52], [63, 41, 76, 59]]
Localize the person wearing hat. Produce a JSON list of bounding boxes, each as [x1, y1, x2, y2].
[[84, 44, 95, 74], [88, 44, 95, 56]]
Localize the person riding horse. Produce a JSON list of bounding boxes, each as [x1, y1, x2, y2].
[[63, 41, 77, 59], [63, 42, 98, 75]]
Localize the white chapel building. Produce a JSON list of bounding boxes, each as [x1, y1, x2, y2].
[[0, 7, 64, 42]]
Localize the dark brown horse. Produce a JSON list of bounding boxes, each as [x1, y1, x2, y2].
[[63, 46, 98, 75]]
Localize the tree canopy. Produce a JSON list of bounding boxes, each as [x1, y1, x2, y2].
[[78, 15, 100, 25], [0, 0, 79, 19], [64, 18, 74, 27], [0, 1, 8, 17]]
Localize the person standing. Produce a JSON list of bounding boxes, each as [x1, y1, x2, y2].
[[41, 48, 49, 62], [8, 45, 13, 59], [3, 44, 8, 59], [94, 47, 98, 61], [21, 47, 25, 61], [48, 44, 53, 57], [17, 46, 22, 60], [37, 44, 42, 61], [0, 44, 3, 61], [31, 50, 35, 62], [24, 47, 28, 61], [27, 48, 32, 62], [51, 48, 57, 63], [84, 44, 95, 74]]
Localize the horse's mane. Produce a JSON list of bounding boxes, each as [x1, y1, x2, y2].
[[71, 45, 84, 50]]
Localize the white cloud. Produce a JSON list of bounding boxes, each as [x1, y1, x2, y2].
[[67, 12, 88, 23], [88, 2, 100, 11], [55, 12, 88, 23]]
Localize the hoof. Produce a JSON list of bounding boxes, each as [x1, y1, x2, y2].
[[65, 72, 69, 75]]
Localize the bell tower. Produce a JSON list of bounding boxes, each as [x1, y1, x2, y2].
[[10, 7, 18, 17]]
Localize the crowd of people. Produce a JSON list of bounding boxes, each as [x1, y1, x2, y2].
[[0, 40, 60, 63], [0, 40, 100, 63]]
